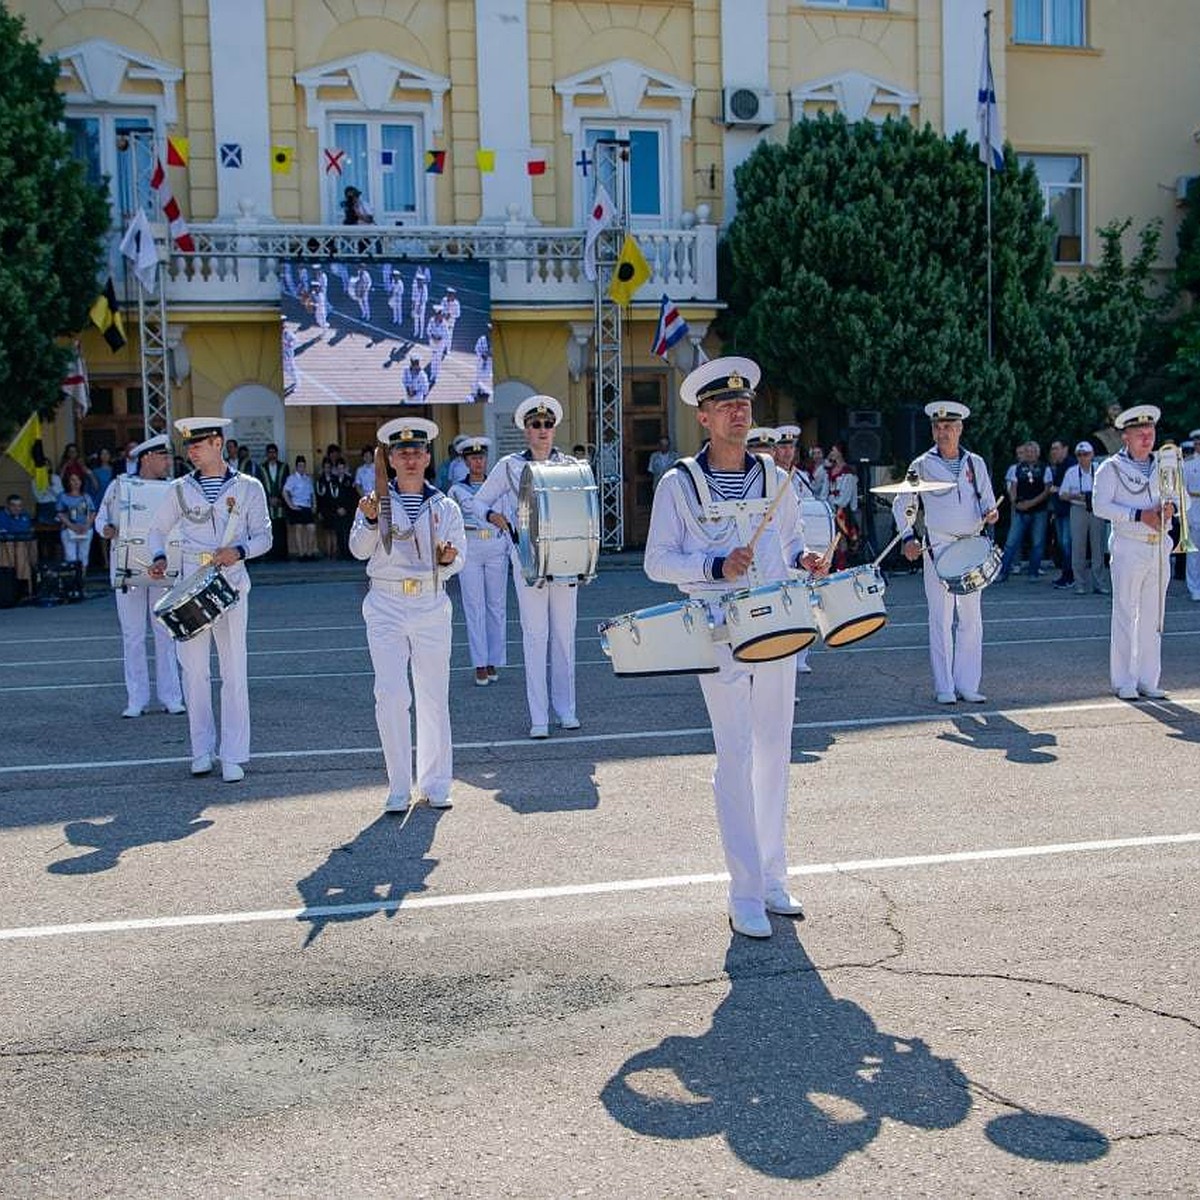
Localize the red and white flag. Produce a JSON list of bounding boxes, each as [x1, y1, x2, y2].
[[150, 157, 196, 253], [583, 183, 615, 282], [61, 340, 89, 416]]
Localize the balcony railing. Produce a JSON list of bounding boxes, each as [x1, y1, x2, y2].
[[138, 220, 718, 308]]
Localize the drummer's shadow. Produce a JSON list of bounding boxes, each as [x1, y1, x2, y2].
[[938, 713, 1058, 765], [47, 796, 215, 875], [1132, 698, 1200, 745], [461, 750, 601, 815]]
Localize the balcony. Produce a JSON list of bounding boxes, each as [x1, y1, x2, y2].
[[141, 219, 719, 310]]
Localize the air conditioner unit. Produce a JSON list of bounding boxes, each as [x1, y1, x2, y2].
[[1176, 174, 1198, 204], [722, 87, 776, 129]]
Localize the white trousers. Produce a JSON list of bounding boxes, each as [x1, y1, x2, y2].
[[363, 586, 454, 802], [175, 567, 251, 765], [512, 559, 578, 726], [1187, 503, 1200, 599], [1109, 536, 1169, 692], [115, 585, 183, 711], [458, 534, 509, 668], [698, 647, 795, 906], [1069, 506, 1111, 590], [922, 551, 983, 696], [61, 531, 91, 564]]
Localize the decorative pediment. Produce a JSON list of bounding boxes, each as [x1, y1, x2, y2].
[[54, 39, 182, 124], [296, 52, 450, 134], [791, 70, 918, 123], [555, 59, 695, 138]]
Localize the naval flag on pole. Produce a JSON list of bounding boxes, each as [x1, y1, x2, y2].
[[651, 294, 688, 360], [977, 20, 1004, 171]]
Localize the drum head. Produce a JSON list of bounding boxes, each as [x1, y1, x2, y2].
[[824, 614, 887, 648], [935, 535, 990, 577], [732, 629, 817, 662]]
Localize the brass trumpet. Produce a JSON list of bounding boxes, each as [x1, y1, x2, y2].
[[1155, 441, 1195, 633]]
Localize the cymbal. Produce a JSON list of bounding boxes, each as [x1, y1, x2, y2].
[[870, 478, 955, 496]]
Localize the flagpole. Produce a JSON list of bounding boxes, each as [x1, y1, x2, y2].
[[984, 8, 994, 361]]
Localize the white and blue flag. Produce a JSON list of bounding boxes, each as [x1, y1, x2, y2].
[[977, 25, 1004, 171]]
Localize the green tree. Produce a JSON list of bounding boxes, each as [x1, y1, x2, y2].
[[1159, 176, 1200, 431], [0, 8, 110, 439], [719, 113, 1160, 464]]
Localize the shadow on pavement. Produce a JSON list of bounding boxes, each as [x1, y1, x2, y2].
[[939, 712, 1058, 764]]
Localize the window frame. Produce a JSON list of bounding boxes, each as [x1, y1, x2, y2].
[[326, 113, 424, 224], [581, 122, 670, 229], [63, 107, 159, 229], [1012, 0, 1087, 48], [804, 0, 886, 9], [1019, 152, 1087, 265]]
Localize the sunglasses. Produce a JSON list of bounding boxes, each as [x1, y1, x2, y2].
[[526, 419, 556, 430]]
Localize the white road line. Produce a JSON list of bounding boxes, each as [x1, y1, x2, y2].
[[2, 695, 1196, 775], [2, 832, 1197, 943]]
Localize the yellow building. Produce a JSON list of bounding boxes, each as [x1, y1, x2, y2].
[[7, 0, 1200, 544]]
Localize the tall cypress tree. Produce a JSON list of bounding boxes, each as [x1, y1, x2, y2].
[[0, 8, 110, 437]]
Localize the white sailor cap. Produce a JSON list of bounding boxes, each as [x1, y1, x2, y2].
[[924, 399, 970, 421], [774, 424, 801, 444], [680, 356, 760, 407], [1189, 428, 1200, 440], [378, 416, 438, 448], [1181, 440, 1195, 453], [131, 433, 171, 459], [458, 435, 492, 456], [1074, 440, 1095, 455], [747, 427, 778, 447], [514, 395, 563, 429], [174, 416, 232, 443], [1114, 404, 1160, 430]]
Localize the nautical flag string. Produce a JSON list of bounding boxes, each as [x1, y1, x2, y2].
[[150, 158, 196, 252], [651, 294, 689, 360]]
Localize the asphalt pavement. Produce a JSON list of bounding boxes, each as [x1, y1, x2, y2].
[[0, 556, 1198, 1197]]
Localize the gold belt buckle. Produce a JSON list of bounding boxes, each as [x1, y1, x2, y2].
[[478, 529, 491, 539], [198, 551, 215, 566], [402, 578, 421, 596]]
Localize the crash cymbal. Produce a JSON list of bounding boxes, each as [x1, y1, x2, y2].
[[870, 478, 956, 495]]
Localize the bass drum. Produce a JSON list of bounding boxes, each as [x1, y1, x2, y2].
[[799, 498, 835, 555], [517, 459, 600, 585], [112, 477, 182, 588]]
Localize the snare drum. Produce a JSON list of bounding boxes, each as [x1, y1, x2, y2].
[[153, 565, 240, 641], [599, 599, 718, 676], [807, 565, 887, 647], [517, 460, 600, 585], [722, 580, 818, 663], [934, 535, 1003, 595]]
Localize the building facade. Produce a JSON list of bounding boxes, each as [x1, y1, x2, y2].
[[8, 0, 1199, 543]]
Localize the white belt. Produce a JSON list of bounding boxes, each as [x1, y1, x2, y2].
[[371, 577, 442, 596], [465, 528, 493, 539]]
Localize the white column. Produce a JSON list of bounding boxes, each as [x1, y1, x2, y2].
[[209, 0, 274, 220], [475, 0, 533, 222], [720, 0, 770, 224], [942, 0, 990, 138]]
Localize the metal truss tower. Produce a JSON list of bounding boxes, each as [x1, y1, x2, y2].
[[136, 269, 172, 439], [592, 139, 630, 551]]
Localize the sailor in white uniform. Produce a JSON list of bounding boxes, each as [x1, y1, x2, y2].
[[351, 417, 464, 812], [895, 401, 1000, 705], [94, 433, 185, 719], [470, 395, 580, 738], [402, 354, 430, 405], [645, 358, 829, 939], [449, 436, 509, 686], [147, 418, 272, 782], [1183, 429, 1200, 602], [1091, 405, 1175, 700]]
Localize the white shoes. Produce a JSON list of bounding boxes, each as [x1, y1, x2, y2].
[[385, 793, 411, 813], [191, 754, 214, 776], [764, 888, 805, 917], [122, 706, 144, 719], [1116, 685, 1139, 701], [221, 762, 245, 783], [427, 794, 453, 809], [1138, 686, 1167, 700], [956, 691, 987, 704], [529, 725, 550, 739], [797, 663, 813, 674], [164, 702, 186, 715], [935, 691, 957, 705], [728, 901, 772, 939], [559, 716, 581, 731]]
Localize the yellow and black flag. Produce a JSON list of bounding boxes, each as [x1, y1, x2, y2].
[[607, 234, 651, 306], [89, 278, 127, 352]]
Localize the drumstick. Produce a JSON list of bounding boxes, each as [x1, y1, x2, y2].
[[818, 532, 841, 568], [744, 467, 794, 555]]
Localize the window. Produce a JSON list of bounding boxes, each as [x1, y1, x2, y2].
[[806, 1, 885, 8], [1014, 0, 1085, 47], [330, 117, 420, 223], [64, 112, 155, 227], [1019, 154, 1085, 264], [585, 125, 665, 225]]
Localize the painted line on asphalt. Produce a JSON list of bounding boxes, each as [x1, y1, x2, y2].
[[2, 831, 1197, 943], [2, 695, 1196, 775]]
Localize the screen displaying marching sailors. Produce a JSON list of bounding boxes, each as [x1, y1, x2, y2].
[[280, 258, 493, 407]]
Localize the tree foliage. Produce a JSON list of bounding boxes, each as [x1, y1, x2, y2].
[[1158, 176, 1200, 431], [0, 9, 110, 439], [718, 114, 1164, 463]]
